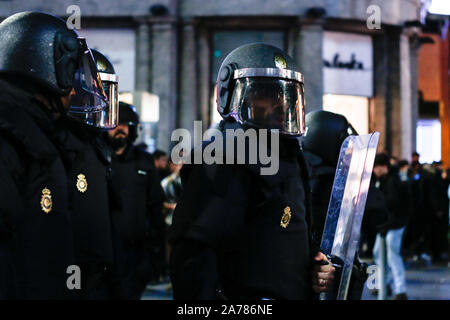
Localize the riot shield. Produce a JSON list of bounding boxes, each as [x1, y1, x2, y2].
[[319, 132, 380, 300]]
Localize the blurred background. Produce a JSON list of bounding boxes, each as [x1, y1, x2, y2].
[[1, 0, 449, 300]]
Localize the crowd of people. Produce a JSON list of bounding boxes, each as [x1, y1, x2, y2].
[[359, 151, 450, 299], [361, 151, 450, 265]]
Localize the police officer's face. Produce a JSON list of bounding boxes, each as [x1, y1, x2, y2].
[[373, 165, 388, 178], [108, 123, 129, 140], [251, 97, 286, 130], [155, 156, 168, 170]]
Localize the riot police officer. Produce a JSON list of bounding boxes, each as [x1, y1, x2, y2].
[[105, 102, 165, 299], [302, 111, 358, 238], [302, 110, 368, 299], [0, 11, 107, 299], [57, 49, 121, 299], [169, 43, 335, 300]]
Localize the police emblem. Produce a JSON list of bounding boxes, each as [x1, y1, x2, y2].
[[280, 206, 291, 228], [76, 174, 88, 193], [274, 54, 287, 69], [97, 59, 108, 72], [40, 188, 52, 214]]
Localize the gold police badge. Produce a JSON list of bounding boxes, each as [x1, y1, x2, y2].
[[280, 206, 291, 228], [274, 54, 287, 69], [40, 188, 52, 214], [76, 174, 88, 193]]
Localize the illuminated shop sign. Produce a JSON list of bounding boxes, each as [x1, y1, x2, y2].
[[323, 31, 373, 97]]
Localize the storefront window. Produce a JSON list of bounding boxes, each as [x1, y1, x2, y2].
[[323, 94, 369, 134], [416, 119, 441, 164]]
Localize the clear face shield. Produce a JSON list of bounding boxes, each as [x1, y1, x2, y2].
[[67, 38, 118, 129], [229, 68, 305, 136], [98, 72, 119, 129]]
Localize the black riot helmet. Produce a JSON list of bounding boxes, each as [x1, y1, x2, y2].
[[0, 11, 109, 124], [118, 101, 140, 142], [302, 110, 358, 167], [216, 43, 305, 136], [67, 49, 119, 129]]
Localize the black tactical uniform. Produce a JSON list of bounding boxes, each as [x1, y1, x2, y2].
[[170, 44, 319, 300], [107, 102, 165, 299], [60, 49, 121, 299], [0, 79, 75, 299], [58, 120, 119, 299], [302, 111, 358, 239], [0, 11, 108, 299], [171, 124, 315, 299]]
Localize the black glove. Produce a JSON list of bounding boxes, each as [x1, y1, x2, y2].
[[347, 258, 368, 300]]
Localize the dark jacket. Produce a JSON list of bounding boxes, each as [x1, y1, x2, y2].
[[0, 79, 75, 299], [408, 165, 439, 220], [377, 168, 410, 231], [111, 146, 165, 248], [170, 121, 316, 300], [302, 151, 334, 240], [110, 145, 166, 296], [59, 121, 114, 268], [363, 177, 389, 238]]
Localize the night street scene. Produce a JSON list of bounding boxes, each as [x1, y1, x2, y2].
[[0, 0, 449, 308]]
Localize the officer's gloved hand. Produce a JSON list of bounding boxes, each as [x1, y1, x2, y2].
[[311, 252, 336, 293]]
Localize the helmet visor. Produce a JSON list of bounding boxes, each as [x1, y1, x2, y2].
[[98, 73, 119, 129], [229, 77, 305, 135], [67, 38, 117, 129]]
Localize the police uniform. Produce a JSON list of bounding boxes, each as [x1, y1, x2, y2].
[[0, 78, 75, 299], [58, 48, 122, 299], [107, 102, 166, 299], [110, 144, 166, 299], [170, 121, 317, 299], [59, 120, 119, 299], [0, 11, 119, 299]]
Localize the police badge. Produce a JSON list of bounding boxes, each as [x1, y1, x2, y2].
[[274, 54, 287, 69], [280, 206, 291, 228], [40, 188, 52, 214], [76, 173, 88, 193]]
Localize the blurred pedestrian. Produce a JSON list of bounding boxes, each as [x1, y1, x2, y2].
[[398, 159, 409, 182], [407, 160, 439, 263], [412, 151, 420, 165], [153, 150, 170, 181], [372, 153, 409, 300], [428, 162, 449, 263], [160, 158, 184, 288], [161, 159, 184, 228]]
